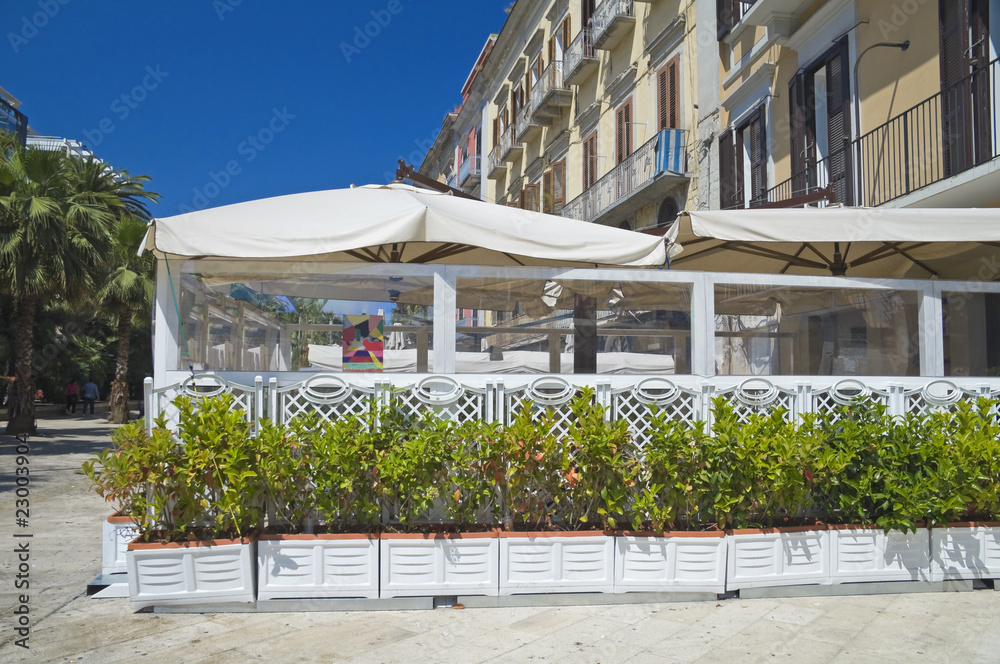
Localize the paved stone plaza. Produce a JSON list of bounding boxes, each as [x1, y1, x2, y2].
[[2, 417, 999, 664]]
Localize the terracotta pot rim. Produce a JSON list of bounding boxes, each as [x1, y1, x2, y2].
[[727, 525, 829, 535], [107, 512, 137, 524], [615, 530, 725, 538], [260, 533, 378, 541], [497, 530, 613, 539], [127, 536, 254, 551], [380, 530, 499, 540]]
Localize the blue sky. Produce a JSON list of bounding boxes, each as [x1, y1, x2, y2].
[[1, 1, 511, 217]]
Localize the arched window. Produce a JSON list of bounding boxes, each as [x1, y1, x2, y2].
[[656, 198, 678, 229]]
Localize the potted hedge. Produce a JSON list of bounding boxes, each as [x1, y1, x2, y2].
[[83, 395, 261, 609], [255, 407, 383, 601]]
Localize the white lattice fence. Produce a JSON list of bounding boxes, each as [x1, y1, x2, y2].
[[144, 375, 260, 434], [271, 375, 378, 426]]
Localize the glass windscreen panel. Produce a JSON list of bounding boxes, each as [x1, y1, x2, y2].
[[455, 277, 692, 374], [714, 284, 920, 376], [172, 260, 433, 372], [943, 291, 1000, 377]]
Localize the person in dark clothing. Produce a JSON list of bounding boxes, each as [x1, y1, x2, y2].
[[81, 379, 99, 415], [65, 379, 79, 414]]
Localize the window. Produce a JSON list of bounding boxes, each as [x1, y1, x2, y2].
[[549, 16, 571, 63], [522, 182, 541, 212], [582, 131, 598, 190], [582, 0, 595, 27], [657, 56, 680, 131], [789, 38, 853, 205], [615, 98, 633, 164], [542, 160, 566, 214], [719, 104, 767, 209], [656, 198, 679, 229], [716, 0, 758, 39]]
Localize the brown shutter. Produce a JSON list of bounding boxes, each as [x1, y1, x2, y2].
[[719, 129, 736, 208], [563, 17, 572, 51], [657, 56, 681, 131], [616, 99, 632, 163], [825, 41, 852, 205], [971, 0, 992, 164], [657, 67, 668, 132], [583, 132, 593, 189], [747, 108, 766, 205], [552, 160, 566, 214], [524, 183, 540, 212]]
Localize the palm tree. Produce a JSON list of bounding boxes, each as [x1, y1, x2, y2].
[[0, 148, 155, 432], [100, 215, 154, 423], [75, 158, 158, 424]]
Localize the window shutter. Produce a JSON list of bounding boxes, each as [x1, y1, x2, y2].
[[825, 42, 851, 205], [563, 17, 572, 51], [719, 129, 736, 208], [747, 108, 766, 206], [583, 131, 597, 189], [616, 99, 632, 164], [940, 0, 974, 175], [657, 67, 668, 132], [524, 183, 540, 212], [668, 57, 679, 129], [552, 160, 566, 214], [549, 34, 556, 64]]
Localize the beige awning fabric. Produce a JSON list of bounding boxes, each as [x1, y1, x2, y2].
[[143, 183, 667, 268], [671, 208, 1000, 279]]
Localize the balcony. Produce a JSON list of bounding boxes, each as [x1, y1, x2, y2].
[[460, 155, 481, 188], [592, 0, 635, 51], [1, 96, 27, 148], [531, 61, 572, 120], [447, 173, 457, 190], [562, 128, 688, 224], [762, 57, 1000, 209], [565, 29, 599, 86], [515, 103, 543, 144], [487, 126, 522, 179]]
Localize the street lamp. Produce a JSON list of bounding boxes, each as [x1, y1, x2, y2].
[[853, 40, 910, 205]]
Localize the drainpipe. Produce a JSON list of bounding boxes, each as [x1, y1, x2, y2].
[[852, 40, 909, 206]]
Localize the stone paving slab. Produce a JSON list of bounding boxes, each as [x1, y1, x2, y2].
[[2, 417, 1000, 663]]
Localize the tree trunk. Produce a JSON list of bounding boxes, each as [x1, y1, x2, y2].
[[108, 314, 132, 424], [6, 294, 37, 435]]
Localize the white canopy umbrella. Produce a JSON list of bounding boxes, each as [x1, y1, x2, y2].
[[143, 183, 667, 268], [669, 207, 1000, 279]]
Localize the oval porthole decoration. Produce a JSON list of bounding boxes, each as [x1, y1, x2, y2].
[[830, 379, 871, 406], [180, 374, 228, 398], [634, 378, 680, 405], [921, 379, 963, 407], [302, 375, 352, 404], [414, 376, 464, 406], [526, 376, 575, 405], [735, 378, 780, 407]]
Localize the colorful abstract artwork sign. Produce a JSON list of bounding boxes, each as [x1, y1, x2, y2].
[[343, 315, 384, 372]]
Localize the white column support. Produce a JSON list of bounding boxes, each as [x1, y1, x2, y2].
[[268, 377, 278, 423], [143, 377, 154, 435], [154, 258, 181, 388], [920, 283, 945, 377], [690, 273, 714, 377], [433, 270, 457, 374]]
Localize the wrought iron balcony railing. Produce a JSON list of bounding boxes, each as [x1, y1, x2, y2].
[[562, 128, 688, 223], [763, 56, 1000, 209], [531, 60, 571, 119], [565, 29, 598, 85], [592, 0, 635, 50]]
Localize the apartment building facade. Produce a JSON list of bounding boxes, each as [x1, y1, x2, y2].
[[420, 0, 695, 232], [701, 0, 1000, 210]]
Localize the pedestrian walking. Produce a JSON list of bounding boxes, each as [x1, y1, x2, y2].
[[65, 379, 79, 414], [81, 378, 99, 415]]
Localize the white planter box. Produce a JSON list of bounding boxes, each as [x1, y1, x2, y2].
[[500, 533, 615, 595], [127, 539, 256, 610], [102, 514, 139, 576], [258, 534, 379, 600], [615, 532, 727, 594], [727, 528, 830, 591], [380, 533, 499, 598], [830, 526, 930, 584], [930, 523, 1000, 581]]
